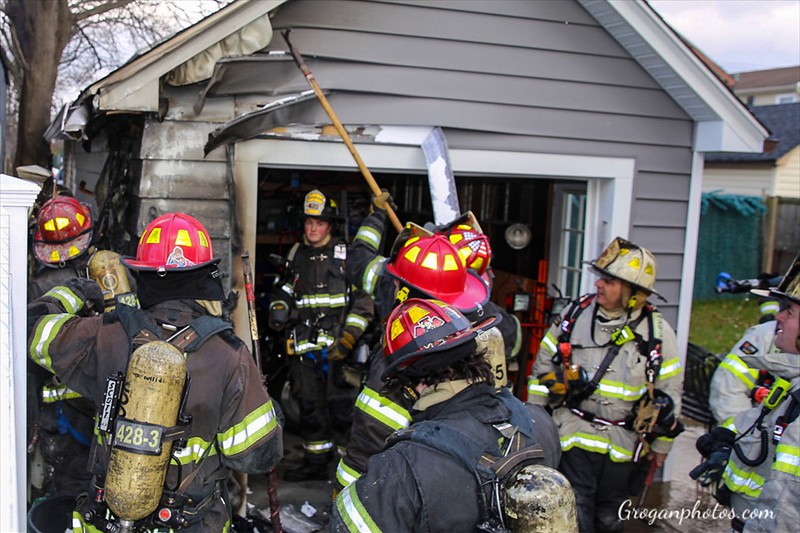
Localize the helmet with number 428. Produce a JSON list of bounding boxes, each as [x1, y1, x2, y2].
[[121, 213, 219, 273], [33, 196, 93, 266]]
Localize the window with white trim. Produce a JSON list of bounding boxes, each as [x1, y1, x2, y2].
[[558, 191, 587, 298]]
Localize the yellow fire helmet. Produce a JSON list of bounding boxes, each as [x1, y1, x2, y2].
[[303, 189, 340, 221], [586, 237, 665, 301]]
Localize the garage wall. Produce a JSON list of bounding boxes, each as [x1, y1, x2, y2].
[[242, 0, 695, 320]]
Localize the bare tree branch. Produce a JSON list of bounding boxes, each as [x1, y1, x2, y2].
[[72, 0, 136, 23]]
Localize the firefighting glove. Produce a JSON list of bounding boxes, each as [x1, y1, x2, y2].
[[329, 331, 356, 362], [62, 277, 106, 316], [370, 190, 396, 214], [690, 427, 735, 487], [538, 365, 588, 397]]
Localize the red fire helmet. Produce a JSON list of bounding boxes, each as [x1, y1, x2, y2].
[[121, 213, 219, 272], [384, 234, 489, 313], [33, 196, 93, 265]]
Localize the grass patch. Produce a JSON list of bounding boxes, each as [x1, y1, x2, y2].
[[689, 297, 761, 355]]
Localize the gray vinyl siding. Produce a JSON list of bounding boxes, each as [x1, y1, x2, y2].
[[68, 0, 696, 320], [251, 0, 695, 319]]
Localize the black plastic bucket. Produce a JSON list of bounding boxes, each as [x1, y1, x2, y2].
[[27, 495, 75, 533]]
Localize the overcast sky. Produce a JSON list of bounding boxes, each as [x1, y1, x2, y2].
[[648, 0, 800, 73]]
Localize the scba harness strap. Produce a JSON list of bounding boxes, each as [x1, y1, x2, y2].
[[550, 294, 672, 454], [552, 294, 663, 369], [387, 390, 544, 533]]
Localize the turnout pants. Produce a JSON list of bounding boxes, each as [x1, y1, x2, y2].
[[289, 353, 357, 464], [559, 447, 638, 532]]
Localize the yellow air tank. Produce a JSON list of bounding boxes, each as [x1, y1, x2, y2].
[[105, 341, 186, 527], [87, 250, 134, 311], [476, 327, 507, 389], [504, 464, 579, 532]]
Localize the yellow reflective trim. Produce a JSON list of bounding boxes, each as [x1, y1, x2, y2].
[[724, 461, 764, 498], [405, 236, 420, 247], [443, 254, 459, 271], [76, 213, 85, 226], [773, 444, 800, 477], [55, 217, 70, 230], [44, 219, 55, 231], [540, 331, 558, 354], [390, 318, 404, 340], [628, 256, 641, 270], [407, 305, 429, 324], [336, 458, 361, 487], [337, 482, 383, 533], [449, 234, 463, 244], [198, 231, 209, 248], [68, 245, 80, 257], [50, 250, 60, 262], [175, 229, 192, 246], [560, 432, 634, 462], [145, 227, 161, 244], [719, 355, 756, 389], [421, 252, 438, 270], [404, 245, 421, 264]]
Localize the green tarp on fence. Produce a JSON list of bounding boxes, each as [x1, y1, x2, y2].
[[693, 192, 765, 300]]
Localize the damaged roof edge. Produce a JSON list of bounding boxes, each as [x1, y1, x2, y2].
[[81, 0, 287, 113], [581, 0, 769, 153]]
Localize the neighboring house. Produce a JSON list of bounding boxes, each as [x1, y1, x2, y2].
[[703, 102, 800, 273], [704, 103, 800, 199], [732, 66, 800, 106], [50, 0, 768, 363]]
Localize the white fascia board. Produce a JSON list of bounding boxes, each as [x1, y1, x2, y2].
[[604, 0, 768, 153], [92, 0, 285, 112], [694, 119, 768, 154]]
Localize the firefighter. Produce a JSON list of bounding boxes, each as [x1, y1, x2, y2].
[[330, 298, 564, 532], [27, 194, 100, 501], [691, 254, 800, 532], [270, 190, 374, 482], [27, 212, 283, 531], [27, 195, 141, 502], [708, 319, 795, 424], [334, 194, 521, 492], [529, 237, 683, 533]]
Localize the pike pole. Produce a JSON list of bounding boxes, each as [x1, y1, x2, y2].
[[282, 29, 404, 233], [242, 251, 282, 533]]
